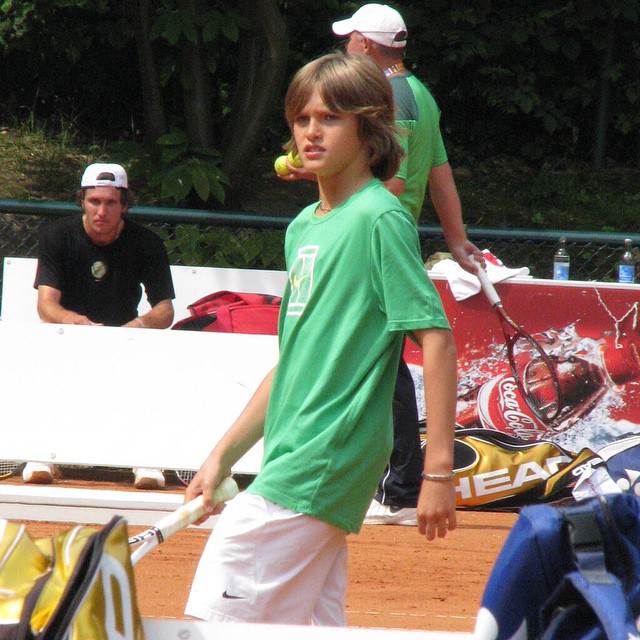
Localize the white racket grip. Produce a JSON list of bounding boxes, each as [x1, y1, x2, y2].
[[130, 476, 239, 565], [154, 476, 239, 541], [156, 495, 206, 541], [473, 258, 501, 307]]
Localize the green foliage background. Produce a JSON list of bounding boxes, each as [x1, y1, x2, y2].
[[2, 1, 637, 163], [0, 1, 639, 267]]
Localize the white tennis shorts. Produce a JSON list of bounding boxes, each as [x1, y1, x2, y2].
[[184, 491, 348, 625]]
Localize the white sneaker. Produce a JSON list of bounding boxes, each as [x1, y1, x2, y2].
[[363, 499, 417, 526], [23, 462, 57, 484], [133, 467, 165, 490]]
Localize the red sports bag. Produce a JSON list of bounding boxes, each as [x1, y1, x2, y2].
[[172, 291, 281, 335]]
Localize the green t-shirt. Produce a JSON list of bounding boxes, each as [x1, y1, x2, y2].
[[247, 180, 450, 532], [392, 73, 448, 223]]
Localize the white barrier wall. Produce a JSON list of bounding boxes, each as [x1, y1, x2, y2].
[[0, 322, 275, 474], [0, 257, 290, 474]]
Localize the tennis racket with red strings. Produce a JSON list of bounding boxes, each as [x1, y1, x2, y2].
[[474, 260, 563, 423]]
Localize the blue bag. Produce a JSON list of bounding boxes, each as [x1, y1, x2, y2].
[[475, 493, 640, 639]]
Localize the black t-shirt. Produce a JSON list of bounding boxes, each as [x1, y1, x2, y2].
[[34, 215, 175, 326]]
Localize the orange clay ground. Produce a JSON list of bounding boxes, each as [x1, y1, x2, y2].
[[9, 473, 516, 632]]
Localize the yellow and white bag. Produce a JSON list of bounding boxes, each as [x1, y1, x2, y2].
[[0, 516, 145, 640]]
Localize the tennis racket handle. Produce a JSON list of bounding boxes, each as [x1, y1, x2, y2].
[[157, 476, 239, 540], [474, 260, 501, 306]]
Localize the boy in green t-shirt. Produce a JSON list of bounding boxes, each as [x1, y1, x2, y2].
[[184, 52, 457, 626]]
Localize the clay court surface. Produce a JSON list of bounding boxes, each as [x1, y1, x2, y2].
[[8, 474, 517, 633]]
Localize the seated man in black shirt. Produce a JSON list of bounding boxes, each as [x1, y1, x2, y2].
[[25, 162, 175, 489]]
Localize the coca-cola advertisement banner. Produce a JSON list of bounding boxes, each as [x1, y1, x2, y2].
[[406, 275, 640, 509]]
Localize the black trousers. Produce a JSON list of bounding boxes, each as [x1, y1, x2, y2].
[[375, 357, 422, 508]]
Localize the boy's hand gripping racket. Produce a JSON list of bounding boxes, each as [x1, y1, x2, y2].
[[128, 476, 239, 566], [474, 260, 563, 423]]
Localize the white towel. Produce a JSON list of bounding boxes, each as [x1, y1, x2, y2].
[[429, 250, 530, 301]]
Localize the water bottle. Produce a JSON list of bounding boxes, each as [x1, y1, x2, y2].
[[618, 238, 636, 284], [553, 237, 570, 280]]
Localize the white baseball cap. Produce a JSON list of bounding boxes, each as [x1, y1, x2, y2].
[[332, 3, 407, 48], [81, 163, 128, 189]]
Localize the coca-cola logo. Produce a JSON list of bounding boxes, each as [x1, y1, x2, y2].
[[499, 380, 539, 432], [478, 376, 546, 441]]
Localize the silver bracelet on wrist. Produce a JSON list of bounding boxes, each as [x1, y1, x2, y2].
[[421, 471, 455, 482]]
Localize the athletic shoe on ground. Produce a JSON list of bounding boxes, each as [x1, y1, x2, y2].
[[363, 499, 417, 526], [22, 462, 58, 484], [133, 467, 165, 490]]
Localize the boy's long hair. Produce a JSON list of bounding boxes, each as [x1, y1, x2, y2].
[[284, 53, 403, 181]]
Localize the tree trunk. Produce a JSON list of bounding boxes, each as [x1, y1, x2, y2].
[[130, 0, 167, 144], [179, 0, 215, 149], [593, 13, 616, 169], [222, 0, 288, 182]]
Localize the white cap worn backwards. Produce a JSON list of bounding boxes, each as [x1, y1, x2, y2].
[[81, 163, 128, 189], [332, 3, 407, 48]]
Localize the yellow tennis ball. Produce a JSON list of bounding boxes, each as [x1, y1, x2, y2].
[[274, 155, 290, 177], [287, 151, 303, 168]]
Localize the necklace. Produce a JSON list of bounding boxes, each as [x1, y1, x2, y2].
[[383, 62, 405, 78], [316, 201, 332, 216]]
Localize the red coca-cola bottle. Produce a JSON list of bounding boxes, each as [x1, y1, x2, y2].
[[456, 312, 640, 441]]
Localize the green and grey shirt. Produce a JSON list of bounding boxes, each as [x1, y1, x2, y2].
[[391, 73, 448, 223]]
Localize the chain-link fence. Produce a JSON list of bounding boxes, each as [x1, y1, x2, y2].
[[420, 229, 636, 283], [0, 200, 637, 304]]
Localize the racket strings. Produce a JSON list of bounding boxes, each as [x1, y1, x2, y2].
[[512, 337, 563, 422], [0, 461, 22, 478], [524, 361, 560, 415], [175, 469, 196, 486]]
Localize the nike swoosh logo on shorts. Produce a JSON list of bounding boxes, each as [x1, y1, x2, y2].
[[222, 590, 244, 599]]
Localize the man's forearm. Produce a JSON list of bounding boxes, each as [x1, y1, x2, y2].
[[428, 163, 481, 272], [37, 298, 94, 325], [428, 162, 466, 246], [125, 299, 174, 329], [38, 299, 67, 323]]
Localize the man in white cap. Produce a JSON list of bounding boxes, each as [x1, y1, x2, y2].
[[331, 4, 480, 524], [25, 162, 175, 489], [332, 4, 476, 259]]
